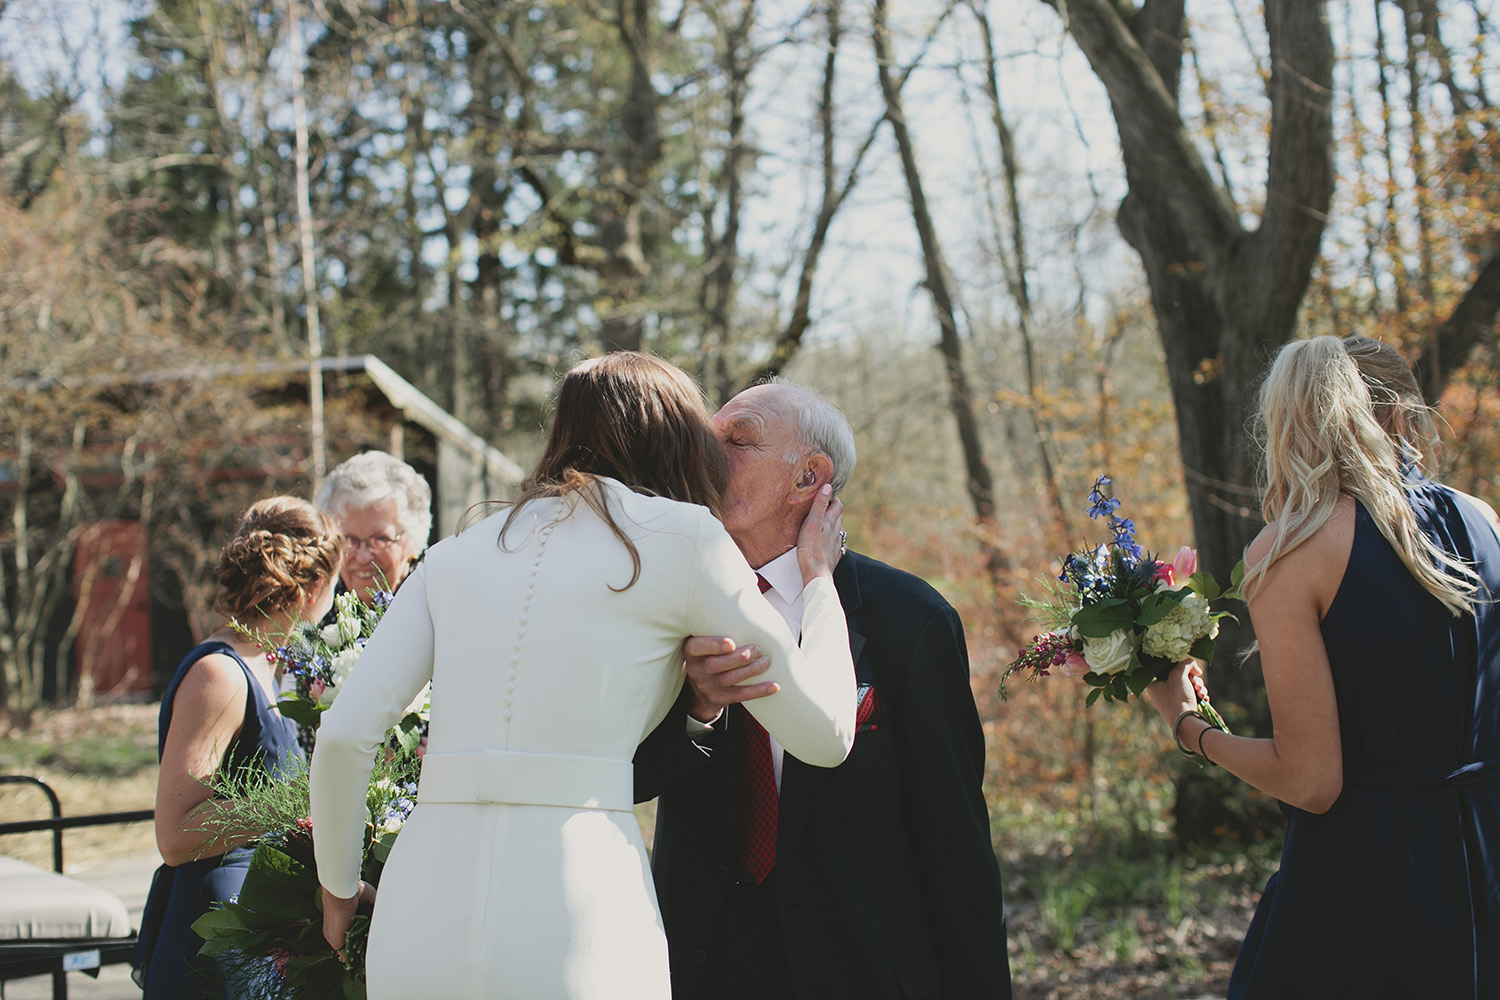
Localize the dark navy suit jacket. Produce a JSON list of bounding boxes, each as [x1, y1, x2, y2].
[[634, 550, 1012, 1000]]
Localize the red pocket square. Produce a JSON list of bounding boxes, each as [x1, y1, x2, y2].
[[855, 683, 879, 730]]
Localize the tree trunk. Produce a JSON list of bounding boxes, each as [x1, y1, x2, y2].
[[969, 0, 1071, 547], [1038, 0, 1335, 843], [599, 0, 662, 354], [873, 0, 1010, 593]]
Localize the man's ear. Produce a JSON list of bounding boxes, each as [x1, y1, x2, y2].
[[787, 452, 835, 504]]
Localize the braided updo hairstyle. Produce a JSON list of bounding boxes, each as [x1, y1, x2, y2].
[[214, 497, 346, 620]]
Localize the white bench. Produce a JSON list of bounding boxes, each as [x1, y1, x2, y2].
[[0, 777, 150, 1000]]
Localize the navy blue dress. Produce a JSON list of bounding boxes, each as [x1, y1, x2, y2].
[[1229, 481, 1500, 999], [133, 641, 302, 999]]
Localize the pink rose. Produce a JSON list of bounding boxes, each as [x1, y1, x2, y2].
[[308, 677, 327, 701], [1058, 650, 1090, 679]]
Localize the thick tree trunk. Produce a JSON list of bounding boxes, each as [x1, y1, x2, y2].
[[1057, 0, 1334, 709], [1041, 0, 1335, 843]]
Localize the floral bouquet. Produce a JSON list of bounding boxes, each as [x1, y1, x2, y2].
[[1002, 477, 1241, 732], [190, 754, 420, 1000], [194, 589, 428, 997]]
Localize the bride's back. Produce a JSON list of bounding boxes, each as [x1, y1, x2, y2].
[[420, 481, 721, 763]]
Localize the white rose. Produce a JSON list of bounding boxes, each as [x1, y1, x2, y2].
[[318, 647, 364, 706], [1081, 628, 1135, 676], [319, 623, 345, 649]]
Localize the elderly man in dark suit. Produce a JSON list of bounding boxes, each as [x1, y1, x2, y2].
[[634, 380, 1012, 1000]]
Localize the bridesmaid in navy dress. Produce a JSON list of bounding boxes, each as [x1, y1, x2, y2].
[[133, 497, 343, 998], [1149, 336, 1499, 999]]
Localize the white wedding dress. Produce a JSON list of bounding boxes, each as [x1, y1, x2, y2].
[[310, 479, 856, 999]]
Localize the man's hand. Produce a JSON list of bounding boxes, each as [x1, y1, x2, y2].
[[796, 485, 845, 585], [682, 635, 779, 724]]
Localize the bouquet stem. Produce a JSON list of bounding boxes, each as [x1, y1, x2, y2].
[[1196, 697, 1229, 735]]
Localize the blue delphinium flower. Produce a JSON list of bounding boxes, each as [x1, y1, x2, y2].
[[1087, 477, 1121, 520], [1112, 516, 1143, 562], [1062, 477, 1150, 603]]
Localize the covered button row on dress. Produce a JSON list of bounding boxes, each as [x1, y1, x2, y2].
[[505, 520, 555, 726]]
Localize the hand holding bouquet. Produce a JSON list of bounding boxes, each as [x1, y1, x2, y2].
[[190, 755, 420, 1000], [1002, 477, 1241, 733], [199, 590, 428, 998]]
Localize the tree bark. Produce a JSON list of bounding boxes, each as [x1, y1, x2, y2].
[[1036, 0, 1335, 842], [873, 0, 1009, 589], [598, 0, 663, 354], [969, 0, 1071, 546], [1413, 249, 1500, 402], [1049, 0, 1334, 711]]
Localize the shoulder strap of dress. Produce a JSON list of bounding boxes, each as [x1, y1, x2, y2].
[[156, 641, 255, 760]]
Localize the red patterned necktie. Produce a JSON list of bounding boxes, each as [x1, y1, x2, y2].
[[738, 573, 778, 883]]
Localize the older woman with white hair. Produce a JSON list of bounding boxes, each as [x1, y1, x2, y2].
[[316, 451, 433, 601]]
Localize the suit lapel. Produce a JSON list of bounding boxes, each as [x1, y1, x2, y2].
[[777, 555, 867, 862]]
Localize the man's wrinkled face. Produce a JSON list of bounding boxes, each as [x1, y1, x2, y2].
[[712, 387, 804, 539]]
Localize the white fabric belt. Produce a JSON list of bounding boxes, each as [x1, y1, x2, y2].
[[417, 750, 633, 812]]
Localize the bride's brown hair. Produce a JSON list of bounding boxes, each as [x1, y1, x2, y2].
[[494, 352, 728, 589]]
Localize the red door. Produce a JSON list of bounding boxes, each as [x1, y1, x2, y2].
[[73, 520, 152, 700]]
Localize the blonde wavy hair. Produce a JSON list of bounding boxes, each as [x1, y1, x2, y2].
[[214, 497, 346, 620], [1244, 336, 1478, 615]]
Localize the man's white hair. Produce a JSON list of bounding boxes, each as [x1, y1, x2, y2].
[[765, 377, 857, 494]]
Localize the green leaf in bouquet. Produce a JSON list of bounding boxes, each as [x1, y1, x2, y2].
[[1135, 589, 1186, 627], [392, 713, 424, 755], [1085, 687, 1103, 706], [210, 844, 322, 944], [277, 695, 326, 729], [1187, 570, 1221, 601], [1125, 668, 1155, 697], [368, 833, 395, 866], [191, 904, 254, 940], [1226, 559, 1246, 601], [1072, 600, 1134, 638], [1081, 671, 1108, 687], [196, 926, 277, 957], [1111, 675, 1128, 701], [1189, 633, 1216, 663]]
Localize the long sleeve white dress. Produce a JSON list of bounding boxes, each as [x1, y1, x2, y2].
[[309, 479, 856, 999]]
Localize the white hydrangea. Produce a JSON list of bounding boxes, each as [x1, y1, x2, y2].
[[1142, 593, 1218, 661]]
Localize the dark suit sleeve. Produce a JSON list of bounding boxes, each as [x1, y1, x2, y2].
[[633, 684, 721, 803], [898, 604, 1012, 998]]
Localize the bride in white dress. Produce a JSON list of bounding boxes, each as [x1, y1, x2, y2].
[[308, 353, 856, 999]]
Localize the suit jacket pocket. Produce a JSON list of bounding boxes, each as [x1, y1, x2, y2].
[[894, 953, 939, 1000]]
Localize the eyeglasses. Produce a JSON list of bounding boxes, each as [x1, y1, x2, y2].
[[344, 532, 403, 553]]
